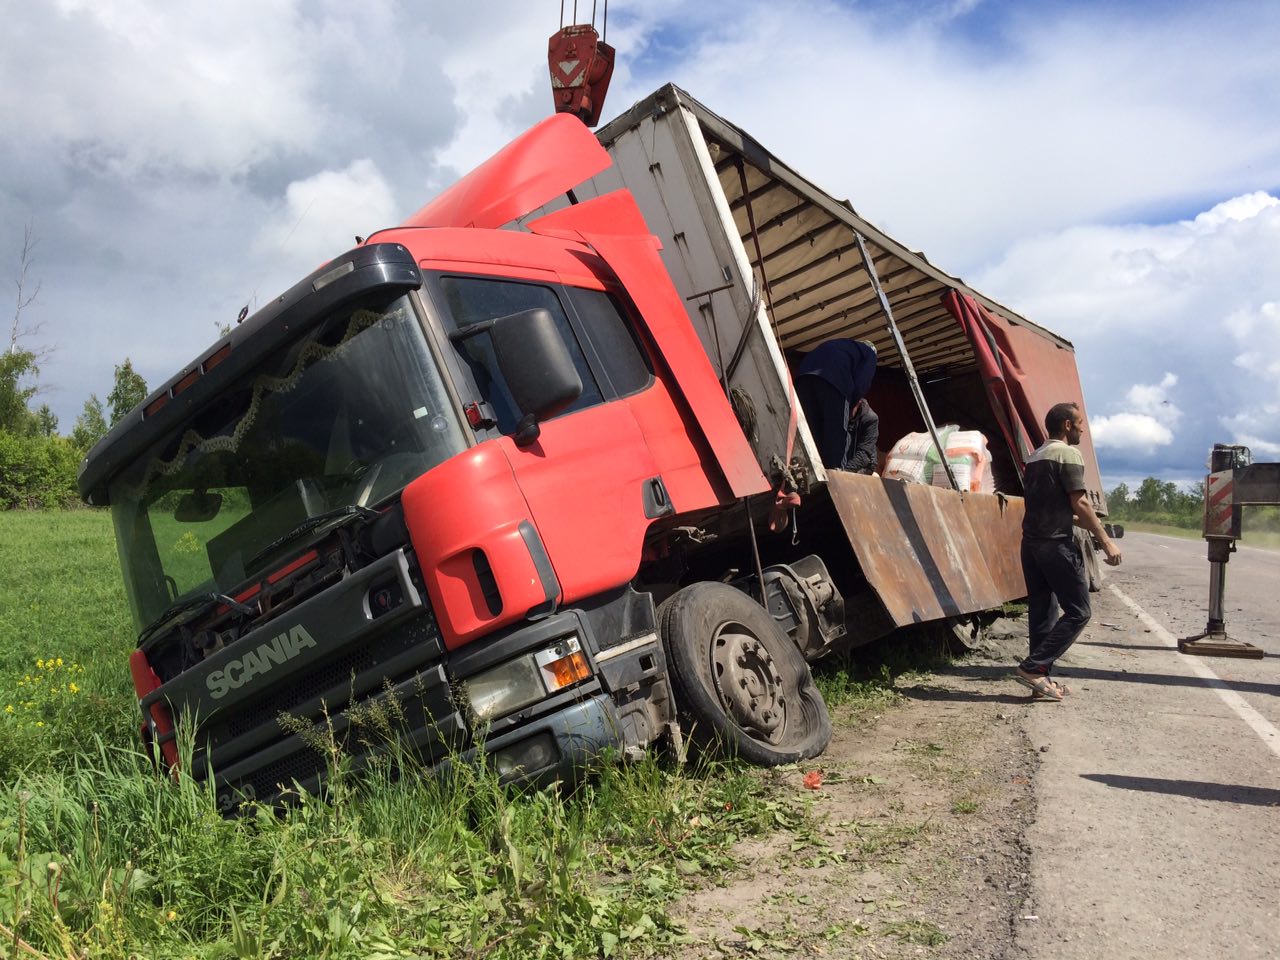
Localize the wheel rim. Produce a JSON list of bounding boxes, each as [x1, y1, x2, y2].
[[709, 621, 788, 743]]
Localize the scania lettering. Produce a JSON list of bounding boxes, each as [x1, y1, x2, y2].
[[206, 625, 318, 700], [81, 85, 1110, 811]]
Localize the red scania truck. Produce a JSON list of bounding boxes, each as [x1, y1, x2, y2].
[[79, 86, 1107, 812]]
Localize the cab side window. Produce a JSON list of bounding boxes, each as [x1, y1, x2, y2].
[[562, 286, 652, 397], [433, 274, 654, 437], [439, 276, 603, 435]]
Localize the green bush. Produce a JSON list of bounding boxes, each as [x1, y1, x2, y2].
[[0, 430, 81, 509]]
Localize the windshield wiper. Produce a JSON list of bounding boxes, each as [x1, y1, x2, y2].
[[138, 592, 257, 648], [246, 505, 378, 571]]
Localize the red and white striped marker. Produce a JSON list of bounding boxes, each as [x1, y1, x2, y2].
[[1204, 469, 1235, 537]]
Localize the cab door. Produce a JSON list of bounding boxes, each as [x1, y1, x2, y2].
[[423, 269, 666, 607]]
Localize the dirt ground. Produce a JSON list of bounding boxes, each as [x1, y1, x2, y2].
[[670, 617, 1040, 959]]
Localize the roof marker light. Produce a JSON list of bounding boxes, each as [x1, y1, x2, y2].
[[312, 261, 355, 291]]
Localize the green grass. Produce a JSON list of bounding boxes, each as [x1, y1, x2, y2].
[[0, 510, 137, 779], [1121, 519, 1280, 550], [880, 918, 949, 946], [811, 623, 958, 719], [1, 733, 778, 959], [1118, 520, 1202, 541]]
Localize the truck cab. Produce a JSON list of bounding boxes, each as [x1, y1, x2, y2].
[[80, 218, 766, 812]]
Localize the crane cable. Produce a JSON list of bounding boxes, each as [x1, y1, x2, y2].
[[560, 0, 607, 39]]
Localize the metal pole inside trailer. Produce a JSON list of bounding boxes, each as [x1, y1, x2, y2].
[[853, 231, 959, 491]]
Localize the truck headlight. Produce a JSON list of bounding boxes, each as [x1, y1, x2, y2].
[[462, 635, 591, 723]]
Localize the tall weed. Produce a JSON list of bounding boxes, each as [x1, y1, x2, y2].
[[1, 732, 772, 958]]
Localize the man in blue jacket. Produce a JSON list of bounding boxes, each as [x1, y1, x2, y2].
[[795, 339, 878, 470]]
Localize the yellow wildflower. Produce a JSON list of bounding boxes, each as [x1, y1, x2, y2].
[[36, 721, 44, 727], [69, 683, 80, 694], [36, 659, 44, 669], [167, 910, 178, 921], [56, 657, 64, 666], [4, 705, 12, 714]]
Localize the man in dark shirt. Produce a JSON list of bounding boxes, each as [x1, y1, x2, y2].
[[795, 339, 877, 469], [843, 398, 879, 474], [1015, 402, 1121, 700]]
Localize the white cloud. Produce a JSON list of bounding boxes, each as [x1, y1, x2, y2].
[[1089, 371, 1183, 458], [976, 192, 1280, 477], [613, 1, 1280, 269], [1091, 413, 1174, 455], [1228, 301, 1280, 383], [1192, 192, 1280, 232], [1220, 407, 1280, 461], [1122, 373, 1181, 423], [253, 160, 397, 280], [20, 1, 320, 177]]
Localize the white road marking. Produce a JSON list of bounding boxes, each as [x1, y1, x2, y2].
[[1108, 584, 1280, 760]]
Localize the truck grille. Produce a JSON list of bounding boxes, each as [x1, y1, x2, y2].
[[239, 749, 326, 808], [225, 646, 374, 738], [197, 610, 444, 773], [215, 668, 464, 812]]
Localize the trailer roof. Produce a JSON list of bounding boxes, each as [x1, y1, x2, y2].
[[596, 85, 1072, 376]]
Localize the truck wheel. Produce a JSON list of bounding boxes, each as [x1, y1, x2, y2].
[[658, 582, 832, 766]]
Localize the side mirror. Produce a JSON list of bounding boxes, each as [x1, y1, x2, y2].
[[489, 308, 582, 445], [1104, 523, 1124, 539], [174, 490, 223, 522]]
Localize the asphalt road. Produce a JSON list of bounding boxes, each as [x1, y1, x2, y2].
[[1010, 532, 1279, 959]]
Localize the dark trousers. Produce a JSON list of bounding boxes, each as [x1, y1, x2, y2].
[[1019, 537, 1091, 674], [795, 375, 850, 469]]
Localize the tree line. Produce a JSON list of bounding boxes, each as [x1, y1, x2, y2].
[[2, 224, 149, 508], [1107, 477, 1280, 535], [0, 352, 147, 509], [1105, 478, 1204, 529]]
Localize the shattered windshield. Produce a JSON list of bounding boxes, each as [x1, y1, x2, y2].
[[108, 293, 466, 629]]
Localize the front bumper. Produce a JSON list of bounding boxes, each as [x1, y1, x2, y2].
[[449, 691, 623, 787], [203, 591, 671, 812]]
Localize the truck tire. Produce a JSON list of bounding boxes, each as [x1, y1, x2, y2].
[[658, 582, 832, 766]]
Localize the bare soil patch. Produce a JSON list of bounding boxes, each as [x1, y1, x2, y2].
[[669, 620, 1041, 959]]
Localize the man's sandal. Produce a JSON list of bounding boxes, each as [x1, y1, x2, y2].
[[1030, 679, 1071, 700], [1013, 671, 1064, 701]]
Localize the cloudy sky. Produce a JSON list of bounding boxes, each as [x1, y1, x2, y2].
[[3, 0, 1278, 488]]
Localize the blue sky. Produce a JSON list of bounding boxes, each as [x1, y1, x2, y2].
[[2, 0, 1279, 490]]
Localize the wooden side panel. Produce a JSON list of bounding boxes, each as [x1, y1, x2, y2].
[[828, 473, 1024, 627]]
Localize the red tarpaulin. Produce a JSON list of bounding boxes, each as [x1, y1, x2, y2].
[[943, 290, 1106, 506]]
